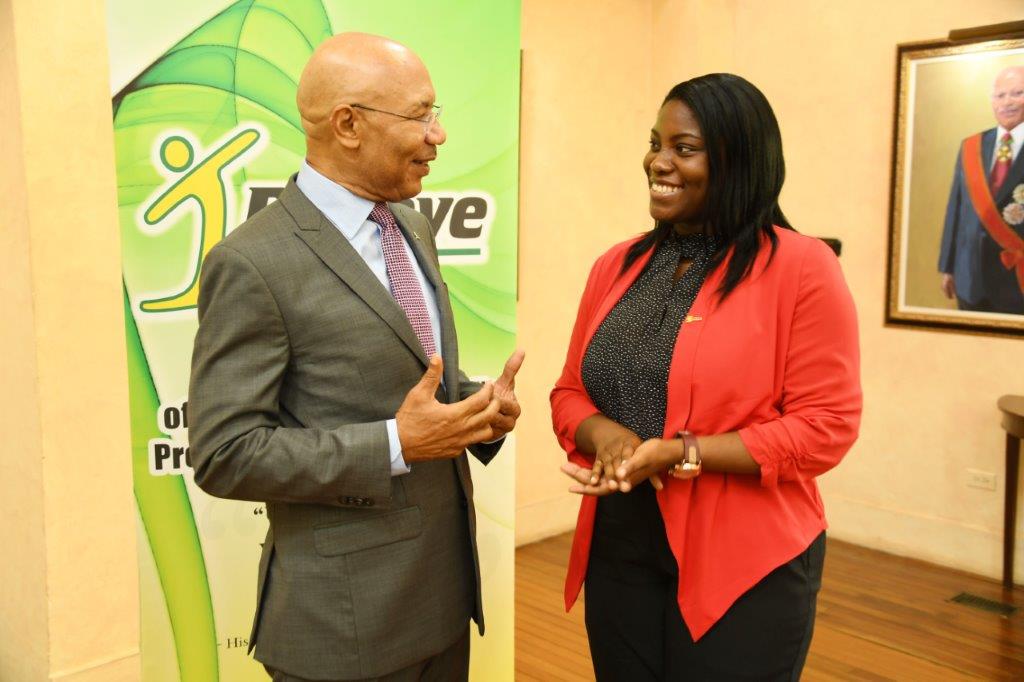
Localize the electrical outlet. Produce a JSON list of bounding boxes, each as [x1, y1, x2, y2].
[[966, 468, 997, 491]]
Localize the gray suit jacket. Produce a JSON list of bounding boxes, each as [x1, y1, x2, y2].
[[188, 178, 501, 679]]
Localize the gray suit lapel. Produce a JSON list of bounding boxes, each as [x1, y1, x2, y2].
[[439, 312, 459, 405], [279, 181, 429, 366]]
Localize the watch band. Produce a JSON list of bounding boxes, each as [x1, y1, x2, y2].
[[670, 430, 701, 478]]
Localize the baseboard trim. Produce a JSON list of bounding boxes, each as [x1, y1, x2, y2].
[[825, 493, 1016, 582], [50, 650, 139, 681]]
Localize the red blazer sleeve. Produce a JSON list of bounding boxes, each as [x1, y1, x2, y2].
[[738, 238, 862, 487], [550, 253, 613, 468]]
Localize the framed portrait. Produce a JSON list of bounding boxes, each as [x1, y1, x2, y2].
[[886, 33, 1024, 336]]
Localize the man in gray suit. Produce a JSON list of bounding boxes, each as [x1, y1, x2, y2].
[[188, 32, 523, 681]]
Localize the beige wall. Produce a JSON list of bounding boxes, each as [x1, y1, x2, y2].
[[0, 0, 51, 677], [515, 0, 1024, 583], [1, 0, 139, 680], [516, 0, 654, 543], [732, 0, 1024, 579]]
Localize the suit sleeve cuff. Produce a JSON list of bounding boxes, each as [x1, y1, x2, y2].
[[386, 419, 411, 476]]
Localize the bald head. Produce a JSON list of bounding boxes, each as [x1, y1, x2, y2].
[[992, 66, 1024, 130], [297, 33, 430, 136], [295, 32, 444, 202]]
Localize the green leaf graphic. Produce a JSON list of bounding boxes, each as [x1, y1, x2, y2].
[[125, 285, 217, 680]]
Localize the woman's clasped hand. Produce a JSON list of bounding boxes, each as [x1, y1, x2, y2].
[[560, 417, 702, 495]]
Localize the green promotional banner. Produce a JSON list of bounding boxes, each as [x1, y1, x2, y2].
[[107, 1, 519, 679]]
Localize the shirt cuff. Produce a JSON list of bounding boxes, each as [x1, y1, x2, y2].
[[386, 419, 411, 476]]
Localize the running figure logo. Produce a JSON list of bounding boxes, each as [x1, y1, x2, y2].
[[140, 126, 264, 312]]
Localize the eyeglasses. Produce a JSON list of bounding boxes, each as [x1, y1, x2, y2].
[[350, 103, 443, 133]]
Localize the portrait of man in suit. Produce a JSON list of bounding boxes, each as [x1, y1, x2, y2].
[[938, 65, 1024, 315], [188, 32, 524, 682]]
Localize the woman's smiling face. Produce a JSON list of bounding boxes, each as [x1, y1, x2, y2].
[[643, 100, 709, 233]]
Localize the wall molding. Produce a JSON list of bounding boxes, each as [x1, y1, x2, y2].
[[51, 650, 139, 682]]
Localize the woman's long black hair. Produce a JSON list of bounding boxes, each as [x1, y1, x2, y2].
[[623, 73, 793, 299]]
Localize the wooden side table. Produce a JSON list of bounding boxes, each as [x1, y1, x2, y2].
[[998, 395, 1024, 589]]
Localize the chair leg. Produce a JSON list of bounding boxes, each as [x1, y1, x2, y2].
[[1005, 434, 1020, 589]]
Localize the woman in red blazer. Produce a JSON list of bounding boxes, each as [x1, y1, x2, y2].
[[550, 74, 861, 680]]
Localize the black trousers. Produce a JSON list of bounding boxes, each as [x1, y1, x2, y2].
[[584, 488, 825, 681]]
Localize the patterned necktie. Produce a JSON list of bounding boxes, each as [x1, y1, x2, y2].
[[991, 132, 1013, 194], [368, 202, 437, 358]]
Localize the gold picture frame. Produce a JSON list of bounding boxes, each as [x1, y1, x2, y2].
[[886, 34, 1024, 336]]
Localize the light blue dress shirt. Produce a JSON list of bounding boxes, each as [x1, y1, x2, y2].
[[296, 161, 443, 476]]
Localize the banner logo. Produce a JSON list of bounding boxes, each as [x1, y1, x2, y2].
[[137, 125, 266, 313], [401, 191, 496, 265], [245, 187, 496, 265]]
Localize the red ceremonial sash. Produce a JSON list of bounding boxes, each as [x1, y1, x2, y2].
[[961, 133, 1024, 293]]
